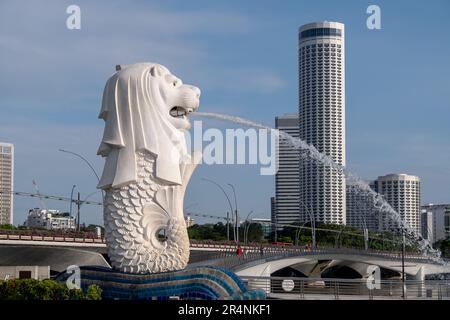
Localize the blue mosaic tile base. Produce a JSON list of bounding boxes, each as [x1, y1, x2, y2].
[[56, 265, 265, 300]]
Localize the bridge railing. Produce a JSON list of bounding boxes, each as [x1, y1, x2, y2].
[[0, 233, 444, 265], [0, 233, 105, 243], [189, 240, 433, 261], [240, 276, 450, 300], [189, 245, 440, 271]]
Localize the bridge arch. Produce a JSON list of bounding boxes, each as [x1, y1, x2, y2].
[[234, 253, 447, 279]]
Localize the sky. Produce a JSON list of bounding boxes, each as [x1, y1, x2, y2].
[[1, 0, 449, 226]]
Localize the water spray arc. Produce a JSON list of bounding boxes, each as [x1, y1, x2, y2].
[[193, 111, 443, 264]]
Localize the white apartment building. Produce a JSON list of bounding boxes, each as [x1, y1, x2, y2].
[[372, 173, 421, 234], [185, 215, 195, 228], [25, 208, 76, 230], [0, 142, 14, 225], [298, 22, 346, 225]]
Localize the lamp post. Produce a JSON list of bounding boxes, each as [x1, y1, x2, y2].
[[282, 195, 316, 248], [59, 149, 101, 183], [59, 149, 104, 230], [226, 212, 230, 241], [202, 178, 235, 241], [356, 200, 370, 250], [75, 190, 102, 231], [69, 184, 76, 218], [360, 212, 369, 251], [243, 211, 254, 245], [295, 220, 310, 246], [227, 183, 239, 246], [298, 198, 316, 248], [401, 227, 406, 299]]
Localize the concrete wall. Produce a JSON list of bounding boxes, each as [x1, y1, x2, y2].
[[0, 245, 110, 272], [0, 266, 50, 280]]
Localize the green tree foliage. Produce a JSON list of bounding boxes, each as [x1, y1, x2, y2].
[[188, 223, 228, 241], [434, 238, 450, 258], [271, 221, 418, 252], [188, 222, 266, 243], [0, 224, 17, 230], [238, 222, 264, 243], [0, 279, 102, 300]]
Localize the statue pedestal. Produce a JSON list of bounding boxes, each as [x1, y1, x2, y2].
[[57, 265, 265, 300]]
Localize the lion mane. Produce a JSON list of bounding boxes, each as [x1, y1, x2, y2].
[[97, 63, 188, 189]]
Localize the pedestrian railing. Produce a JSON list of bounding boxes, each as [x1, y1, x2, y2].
[[189, 246, 441, 271], [239, 276, 450, 300], [0, 233, 105, 243]]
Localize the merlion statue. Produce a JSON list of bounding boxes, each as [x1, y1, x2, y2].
[[97, 63, 201, 274]]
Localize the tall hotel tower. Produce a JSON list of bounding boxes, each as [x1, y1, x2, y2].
[[0, 142, 14, 225], [298, 22, 346, 225]]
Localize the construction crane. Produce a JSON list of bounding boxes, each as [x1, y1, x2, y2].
[[0, 190, 102, 231], [32, 179, 47, 210]]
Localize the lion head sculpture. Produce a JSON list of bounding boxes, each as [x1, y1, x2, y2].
[[97, 63, 201, 189]]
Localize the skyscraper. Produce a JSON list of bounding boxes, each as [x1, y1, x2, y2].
[[346, 181, 381, 231], [298, 22, 346, 225], [0, 142, 14, 225], [421, 203, 450, 243], [421, 209, 434, 243], [373, 173, 421, 234], [273, 113, 300, 228]]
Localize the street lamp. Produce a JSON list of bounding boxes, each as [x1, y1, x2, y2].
[[282, 195, 316, 248], [75, 190, 102, 231], [298, 197, 316, 248], [295, 220, 310, 246], [356, 200, 370, 251], [243, 211, 254, 245], [202, 178, 235, 241], [69, 185, 76, 217], [401, 226, 406, 299], [59, 149, 101, 183], [227, 183, 239, 245]]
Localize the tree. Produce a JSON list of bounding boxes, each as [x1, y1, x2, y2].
[[0, 279, 102, 300], [435, 238, 450, 258], [85, 284, 102, 300], [0, 224, 16, 230], [187, 223, 227, 241], [238, 222, 264, 243]]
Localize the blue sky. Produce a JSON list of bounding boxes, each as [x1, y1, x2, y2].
[[1, 0, 449, 226]]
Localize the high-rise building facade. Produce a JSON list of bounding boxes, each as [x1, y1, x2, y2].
[[421, 204, 450, 243], [372, 173, 421, 234], [298, 22, 346, 225], [273, 113, 300, 228], [421, 209, 434, 243], [346, 181, 381, 231], [0, 142, 14, 225]]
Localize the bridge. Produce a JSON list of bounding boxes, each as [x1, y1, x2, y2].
[[191, 246, 449, 279], [1, 234, 449, 281]]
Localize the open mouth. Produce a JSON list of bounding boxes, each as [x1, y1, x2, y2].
[[169, 106, 193, 118]]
